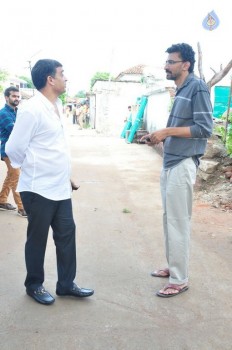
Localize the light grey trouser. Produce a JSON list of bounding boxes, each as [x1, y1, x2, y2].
[[160, 157, 197, 285]]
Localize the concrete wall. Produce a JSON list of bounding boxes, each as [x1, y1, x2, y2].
[[145, 90, 171, 132], [93, 81, 144, 136], [92, 80, 171, 136]]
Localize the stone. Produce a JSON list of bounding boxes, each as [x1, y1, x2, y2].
[[203, 141, 228, 158], [197, 169, 214, 181], [199, 159, 220, 174]]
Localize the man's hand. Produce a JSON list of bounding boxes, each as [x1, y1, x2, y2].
[[71, 180, 80, 191], [139, 127, 192, 145], [138, 134, 152, 144], [149, 129, 169, 144], [139, 129, 168, 145]]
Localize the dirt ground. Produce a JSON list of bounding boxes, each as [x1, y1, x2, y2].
[[0, 122, 232, 350], [195, 168, 232, 211]]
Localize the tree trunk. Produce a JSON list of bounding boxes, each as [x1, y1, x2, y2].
[[197, 42, 232, 92]]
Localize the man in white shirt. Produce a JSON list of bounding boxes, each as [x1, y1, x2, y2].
[[6, 59, 94, 305]]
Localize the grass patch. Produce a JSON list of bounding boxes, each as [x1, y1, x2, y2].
[[122, 208, 131, 214]]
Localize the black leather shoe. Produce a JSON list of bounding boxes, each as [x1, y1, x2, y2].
[[56, 283, 94, 298], [26, 286, 55, 305]]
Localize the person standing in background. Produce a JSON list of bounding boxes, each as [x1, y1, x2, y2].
[[124, 105, 132, 122], [0, 86, 27, 217], [65, 105, 71, 118], [78, 102, 85, 129], [72, 106, 77, 124]]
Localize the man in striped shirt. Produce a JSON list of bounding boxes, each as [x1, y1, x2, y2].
[[141, 43, 213, 297], [0, 86, 27, 217]]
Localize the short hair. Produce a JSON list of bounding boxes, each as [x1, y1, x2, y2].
[[4, 86, 19, 97], [165, 43, 195, 73], [31, 59, 63, 90]]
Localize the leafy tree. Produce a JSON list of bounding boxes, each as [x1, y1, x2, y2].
[[75, 90, 86, 98], [18, 75, 34, 88], [59, 93, 67, 105], [0, 68, 9, 93], [90, 72, 112, 90]]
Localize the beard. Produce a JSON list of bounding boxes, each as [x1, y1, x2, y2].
[[165, 70, 179, 81], [166, 73, 175, 81]]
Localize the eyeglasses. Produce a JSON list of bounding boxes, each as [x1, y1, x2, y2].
[[165, 60, 184, 65]]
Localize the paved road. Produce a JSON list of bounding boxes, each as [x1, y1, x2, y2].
[[1, 124, 232, 350]]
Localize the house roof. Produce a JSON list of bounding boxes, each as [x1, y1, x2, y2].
[[115, 64, 146, 81]]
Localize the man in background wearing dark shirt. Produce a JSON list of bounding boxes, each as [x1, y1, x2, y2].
[[0, 86, 27, 217]]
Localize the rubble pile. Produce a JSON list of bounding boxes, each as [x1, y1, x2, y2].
[[195, 135, 232, 211]]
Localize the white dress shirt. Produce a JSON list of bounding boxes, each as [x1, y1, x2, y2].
[[6, 92, 72, 200]]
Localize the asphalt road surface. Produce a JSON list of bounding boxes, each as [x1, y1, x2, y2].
[[1, 123, 232, 350]]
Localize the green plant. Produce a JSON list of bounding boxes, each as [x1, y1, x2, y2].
[[19, 75, 33, 88], [59, 92, 67, 105], [90, 72, 113, 90], [226, 124, 232, 155], [0, 68, 8, 93], [122, 208, 131, 214], [83, 123, 90, 129], [75, 90, 86, 98], [214, 112, 232, 156]]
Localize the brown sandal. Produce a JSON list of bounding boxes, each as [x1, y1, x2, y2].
[[150, 268, 169, 278], [156, 283, 189, 298]]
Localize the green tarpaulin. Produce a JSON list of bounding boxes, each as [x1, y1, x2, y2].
[[213, 86, 232, 118]]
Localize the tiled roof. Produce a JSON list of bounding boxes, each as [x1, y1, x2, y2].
[[115, 64, 146, 80], [121, 64, 146, 75]]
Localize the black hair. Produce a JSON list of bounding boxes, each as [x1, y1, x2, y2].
[[166, 43, 195, 73], [4, 86, 19, 97], [31, 59, 63, 90]]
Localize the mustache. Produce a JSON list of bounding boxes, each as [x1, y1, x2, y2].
[[165, 70, 172, 74]]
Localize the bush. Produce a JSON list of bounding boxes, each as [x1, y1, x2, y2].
[[214, 112, 232, 157]]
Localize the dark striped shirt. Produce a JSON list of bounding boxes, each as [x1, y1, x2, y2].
[[0, 104, 17, 159], [163, 73, 213, 169]]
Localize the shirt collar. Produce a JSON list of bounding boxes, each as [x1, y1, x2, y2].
[[5, 103, 16, 113], [176, 73, 195, 92], [36, 91, 62, 111]]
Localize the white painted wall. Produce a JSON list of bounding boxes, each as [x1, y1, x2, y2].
[[145, 90, 171, 132], [93, 81, 144, 136], [92, 80, 172, 136]]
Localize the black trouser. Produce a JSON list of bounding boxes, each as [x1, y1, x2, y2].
[[20, 192, 76, 292]]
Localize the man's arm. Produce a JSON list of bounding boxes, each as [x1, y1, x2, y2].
[[5, 108, 37, 168], [0, 111, 15, 135], [190, 85, 213, 139], [140, 84, 213, 145]]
